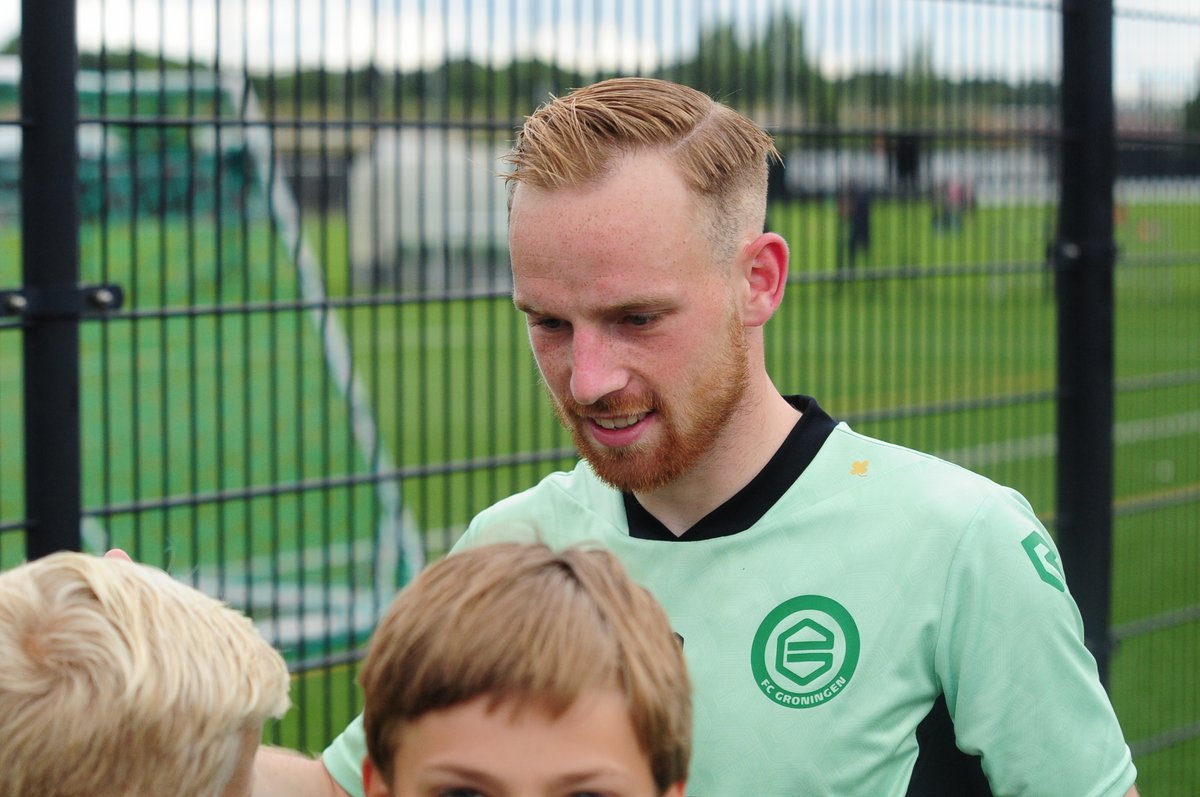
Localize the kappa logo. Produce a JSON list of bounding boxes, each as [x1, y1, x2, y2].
[[751, 595, 860, 709]]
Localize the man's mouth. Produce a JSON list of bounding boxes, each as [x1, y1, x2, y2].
[[590, 411, 649, 430]]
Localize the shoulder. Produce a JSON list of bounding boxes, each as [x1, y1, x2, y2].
[[810, 423, 1054, 583], [822, 428, 1079, 610], [821, 422, 1023, 517], [456, 461, 625, 548]]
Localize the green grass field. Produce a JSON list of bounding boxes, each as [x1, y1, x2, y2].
[[1, 195, 1196, 791]]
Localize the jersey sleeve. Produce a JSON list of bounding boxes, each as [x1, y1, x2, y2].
[[934, 487, 1137, 796], [320, 713, 367, 797]]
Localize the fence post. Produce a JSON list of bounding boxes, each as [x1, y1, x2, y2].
[[20, 0, 83, 558], [1056, 0, 1116, 685]]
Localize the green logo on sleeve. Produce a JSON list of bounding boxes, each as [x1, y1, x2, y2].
[[1021, 530, 1066, 592], [752, 595, 859, 709]]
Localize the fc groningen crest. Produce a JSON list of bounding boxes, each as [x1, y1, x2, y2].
[[751, 595, 860, 709]]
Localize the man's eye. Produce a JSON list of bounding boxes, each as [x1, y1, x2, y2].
[[533, 317, 564, 330], [625, 314, 655, 327], [440, 790, 485, 797]]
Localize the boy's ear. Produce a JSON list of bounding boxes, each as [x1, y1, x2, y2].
[[362, 757, 391, 797], [662, 781, 687, 797], [738, 231, 788, 328]]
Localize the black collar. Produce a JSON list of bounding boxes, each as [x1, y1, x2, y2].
[[624, 395, 837, 541]]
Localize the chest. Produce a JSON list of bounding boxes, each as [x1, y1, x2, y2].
[[614, 515, 955, 795]]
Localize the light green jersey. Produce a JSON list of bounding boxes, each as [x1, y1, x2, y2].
[[323, 405, 1135, 796]]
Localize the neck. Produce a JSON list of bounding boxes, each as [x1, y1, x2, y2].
[[632, 375, 800, 537]]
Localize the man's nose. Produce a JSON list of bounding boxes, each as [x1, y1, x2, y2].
[[569, 328, 629, 406]]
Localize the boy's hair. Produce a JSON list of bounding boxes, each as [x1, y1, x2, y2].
[[360, 542, 692, 793], [0, 551, 291, 797], [504, 76, 780, 261]]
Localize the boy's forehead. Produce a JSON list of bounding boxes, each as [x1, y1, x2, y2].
[[391, 689, 652, 769]]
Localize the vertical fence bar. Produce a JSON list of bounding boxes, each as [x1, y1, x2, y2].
[[1056, 0, 1116, 684], [20, 0, 82, 558]]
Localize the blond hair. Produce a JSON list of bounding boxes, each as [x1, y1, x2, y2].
[[361, 542, 691, 793], [505, 76, 780, 260], [0, 551, 291, 797]]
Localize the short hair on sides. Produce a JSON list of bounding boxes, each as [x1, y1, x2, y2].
[[0, 551, 291, 797], [504, 76, 781, 262], [360, 542, 692, 794]]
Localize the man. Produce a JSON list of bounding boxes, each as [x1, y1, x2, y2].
[[358, 542, 690, 797], [838, 180, 872, 275], [0, 551, 291, 797], [259, 77, 1139, 796]]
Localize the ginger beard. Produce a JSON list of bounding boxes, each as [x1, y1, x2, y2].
[[547, 306, 750, 494]]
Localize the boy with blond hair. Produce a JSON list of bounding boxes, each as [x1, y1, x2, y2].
[[357, 542, 691, 797], [0, 551, 291, 797]]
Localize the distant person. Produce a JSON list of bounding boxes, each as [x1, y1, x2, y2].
[[934, 177, 973, 233], [837, 180, 873, 278], [357, 542, 690, 797], [251, 76, 1137, 796], [892, 133, 921, 191], [0, 551, 290, 797]]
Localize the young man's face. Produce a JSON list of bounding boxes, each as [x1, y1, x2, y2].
[[510, 150, 750, 494], [363, 690, 682, 797]]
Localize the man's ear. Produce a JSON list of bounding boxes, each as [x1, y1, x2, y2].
[[363, 757, 391, 797], [738, 231, 788, 327]]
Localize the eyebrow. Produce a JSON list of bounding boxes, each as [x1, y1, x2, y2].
[[547, 767, 635, 790], [419, 765, 504, 792], [513, 295, 674, 317], [512, 296, 539, 315]]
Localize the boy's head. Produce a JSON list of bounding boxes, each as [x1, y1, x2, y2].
[[359, 542, 691, 797], [0, 551, 291, 797]]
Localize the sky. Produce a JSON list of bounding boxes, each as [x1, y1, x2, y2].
[[3, 0, 1198, 103]]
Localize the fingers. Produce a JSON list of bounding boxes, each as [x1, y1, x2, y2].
[[104, 548, 133, 562]]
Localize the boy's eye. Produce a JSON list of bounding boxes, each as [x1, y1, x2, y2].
[[625, 313, 656, 327]]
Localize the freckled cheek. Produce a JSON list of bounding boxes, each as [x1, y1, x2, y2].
[[530, 339, 571, 393]]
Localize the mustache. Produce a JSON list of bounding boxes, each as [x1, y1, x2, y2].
[[555, 393, 657, 419]]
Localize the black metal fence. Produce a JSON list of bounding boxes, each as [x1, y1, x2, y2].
[[2, 1, 1197, 791]]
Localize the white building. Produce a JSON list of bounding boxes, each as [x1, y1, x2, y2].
[[347, 128, 511, 293]]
